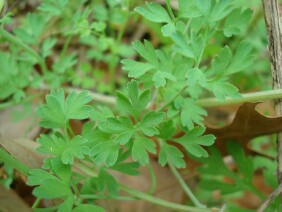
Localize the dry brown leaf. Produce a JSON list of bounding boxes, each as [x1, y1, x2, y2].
[[205, 102, 282, 155], [0, 183, 32, 212], [0, 137, 45, 169]]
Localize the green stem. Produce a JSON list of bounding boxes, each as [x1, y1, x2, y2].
[[120, 184, 217, 212], [157, 85, 188, 112], [67, 122, 75, 138], [32, 198, 41, 208], [0, 28, 48, 73], [80, 194, 136, 201], [168, 160, 205, 208], [75, 162, 97, 177], [166, 0, 176, 21], [196, 89, 282, 107], [147, 163, 157, 194], [60, 34, 72, 58], [0, 147, 29, 176]]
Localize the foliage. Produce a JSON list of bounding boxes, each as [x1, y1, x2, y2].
[[0, 0, 277, 211]]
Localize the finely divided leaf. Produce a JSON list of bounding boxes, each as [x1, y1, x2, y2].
[[132, 137, 156, 165], [158, 143, 186, 168], [91, 141, 120, 167], [180, 99, 207, 130], [121, 59, 153, 78], [223, 8, 253, 37], [36, 90, 93, 129], [175, 127, 215, 158], [134, 2, 171, 23]]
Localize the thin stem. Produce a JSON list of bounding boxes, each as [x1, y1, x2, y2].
[[168, 160, 205, 208], [75, 162, 97, 177], [67, 122, 75, 138], [166, 0, 176, 21], [196, 89, 282, 107], [0, 28, 48, 73], [80, 194, 136, 201], [60, 34, 72, 58], [0, 147, 29, 176], [32, 198, 41, 208], [147, 163, 157, 194], [0, 28, 40, 60], [157, 85, 188, 112], [120, 184, 217, 212], [64, 87, 282, 109]]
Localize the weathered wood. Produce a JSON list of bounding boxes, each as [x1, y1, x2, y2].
[[262, 0, 282, 187]]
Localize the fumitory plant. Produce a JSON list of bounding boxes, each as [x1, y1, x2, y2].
[[0, 0, 280, 211]]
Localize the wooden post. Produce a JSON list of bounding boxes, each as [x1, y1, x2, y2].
[[262, 0, 282, 185]]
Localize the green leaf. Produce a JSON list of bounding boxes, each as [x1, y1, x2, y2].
[[121, 59, 153, 78], [227, 141, 254, 184], [116, 80, 151, 115], [209, 46, 232, 78], [199, 180, 240, 195], [158, 120, 176, 139], [175, 127, 215, 158], [116, 92, 134, 115], [42, 37, 57, 58], [158, 143, 186, 168], [186, 68, 207, 87], [91, 141, 120, 167], [61, 136, 89, 164], [97, 169, 119, 196], [140, 111, 165, 136], [134, 2, 171, 23], [98, 117, 133, 134], [212, 81, 241, 100], [227, 41, 254, 75], [171, 32, 195, 59], [152, 71, 176, 87], [27, 169, 58, 186], [50, 158, 71, 183], [180, 99, 207, 130], [132, 137, 156, 165], [209, 0, 233, 22], [36, 90, 93, 129], [28, 170, 72, 199], [178, 0, 212, 19], [141, 111, 165, 126], [223, 8, 253, 37], [198, 147, 233, 177], [58, 196, 75, 212], [32, 178, 71, 199], [37, 134, 89, 164], [113, 130, 134, 145], [110, 162, 140, 176], [73, 204, 105, 212], [133, 40, 158, 66]]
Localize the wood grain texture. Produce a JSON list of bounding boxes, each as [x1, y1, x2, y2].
[[262, 0, 282, 192]]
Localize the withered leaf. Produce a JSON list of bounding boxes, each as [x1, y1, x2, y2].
[[206, 102, 282, 155], [0, 137, 45, 169]]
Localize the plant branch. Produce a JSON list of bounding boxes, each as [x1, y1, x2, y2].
[[196, 89, 282, 107], [167, 160, 205, 208], [120, 184, 218, 212], [147, 163, 157, 194], [166, 0, 176, 20], [257, 182, 282, 212], [0, 28, 48, 73], [157, 86, 188, 112], [64, 86, 282, 109]]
